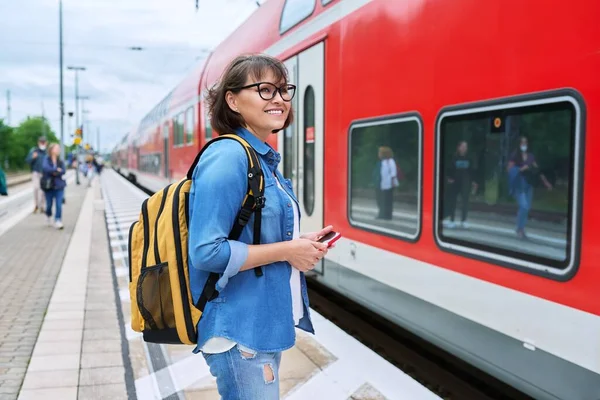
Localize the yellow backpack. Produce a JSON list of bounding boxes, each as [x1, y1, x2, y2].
[[128, 134, 265, 345]]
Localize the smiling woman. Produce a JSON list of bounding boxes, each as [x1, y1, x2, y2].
[[187, 53, 333, 400]]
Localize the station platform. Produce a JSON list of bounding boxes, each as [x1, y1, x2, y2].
[[0, 170, 440, 400]]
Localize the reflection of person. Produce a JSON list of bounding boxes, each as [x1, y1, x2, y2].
[[444, 141, 477, 228], [188, 54, 331, 400], [42, 143, 66, 229], [374, 146, 398, 220], [507, 136, 552, 239]]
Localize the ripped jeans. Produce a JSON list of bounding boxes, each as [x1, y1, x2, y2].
[[202, 344, 282, 400]]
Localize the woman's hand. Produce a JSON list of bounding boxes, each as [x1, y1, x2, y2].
[[300, 225, 334, 242], [301, 225, 338, 249], [285, 239, 328, 272]]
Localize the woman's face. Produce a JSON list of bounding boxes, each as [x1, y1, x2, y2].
[[228, 69, 291, 140], [50, 145, 60, 157], [458, 142, 468, 155]]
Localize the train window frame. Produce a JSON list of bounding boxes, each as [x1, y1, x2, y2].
[[185, 106, 195, 146], [347, 113, 423, 242], [434, 90, 585, 280], [280, 0, 316, 35]]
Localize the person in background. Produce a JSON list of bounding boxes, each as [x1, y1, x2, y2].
[[25, 136, 47, 213], [42, 143, 67, 230], [444, 140, 477, 229], [374, 146, 398, 220], [0, 164, 7, 196], [507, 136, 552, 239]]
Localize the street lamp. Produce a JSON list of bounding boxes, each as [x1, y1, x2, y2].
[[59, 0, 64, 158]]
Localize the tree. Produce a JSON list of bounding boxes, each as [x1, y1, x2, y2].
[[8, 117, 58, 171], [0, 120, 13, 170]]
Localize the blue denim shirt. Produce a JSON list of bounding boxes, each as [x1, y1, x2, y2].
[[188, 127, 314, 353]]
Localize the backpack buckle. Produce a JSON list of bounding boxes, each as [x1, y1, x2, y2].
[[254, 196, 266, 209]]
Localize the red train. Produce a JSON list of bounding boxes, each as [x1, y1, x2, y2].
[[112, 1, 600, 398]]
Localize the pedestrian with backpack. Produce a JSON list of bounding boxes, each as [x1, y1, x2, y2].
[[189, 54, 332, 399]]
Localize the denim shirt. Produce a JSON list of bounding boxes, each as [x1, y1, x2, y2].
[[188, 127, 314, 353]]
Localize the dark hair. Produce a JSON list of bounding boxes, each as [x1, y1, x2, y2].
[[206, 54, 294, 135]]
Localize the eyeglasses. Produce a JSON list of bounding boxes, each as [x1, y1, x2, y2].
[[234, 82, 296, 102]]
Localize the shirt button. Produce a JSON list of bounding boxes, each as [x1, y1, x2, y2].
[[287, 203, 291, 207], [287, 232, 292, 236]]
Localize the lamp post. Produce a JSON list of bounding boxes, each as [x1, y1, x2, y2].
[[59, 0, 64, 158]]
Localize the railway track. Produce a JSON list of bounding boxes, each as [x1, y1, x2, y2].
[[307, 278, 533, 400]]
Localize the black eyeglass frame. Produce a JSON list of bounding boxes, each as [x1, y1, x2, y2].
[[233, 82, 297, 102]]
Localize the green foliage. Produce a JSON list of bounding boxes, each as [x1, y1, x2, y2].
[[0, 116, 58, 171]]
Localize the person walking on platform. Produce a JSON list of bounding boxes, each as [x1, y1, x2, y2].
[[188, 54, 333, 400], [25, 136, 47, 213], [41, 143, 66, 229]]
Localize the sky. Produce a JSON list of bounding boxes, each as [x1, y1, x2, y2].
[[0, 0, 262, 153]]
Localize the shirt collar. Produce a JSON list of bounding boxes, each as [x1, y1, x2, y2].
[[235, 127, 281, 168]]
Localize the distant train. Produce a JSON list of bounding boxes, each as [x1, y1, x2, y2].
[[112, 1, 600, 398]]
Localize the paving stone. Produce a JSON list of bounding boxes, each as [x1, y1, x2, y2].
[[81, 339, 122, 354], [79, 366, 125, 386], [17, 387, 77, 400], [28, 354, 80, 372], [32, 341, 81, 356], [21, 369, 79, 389], [78, 383, 127, 400], [80, 352, 123, 369], [83, 329, 121, 341]]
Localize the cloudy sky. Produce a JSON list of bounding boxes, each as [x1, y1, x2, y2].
[[0, 0, 261, 152]]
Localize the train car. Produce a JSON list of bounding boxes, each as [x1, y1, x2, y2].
[[113, 1, 600, 398]]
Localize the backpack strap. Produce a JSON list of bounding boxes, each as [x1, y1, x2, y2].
[[188, 134, 266, 297]]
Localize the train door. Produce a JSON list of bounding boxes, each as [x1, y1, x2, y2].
[[298, 43, 325, 273], [279, 57, 299, 191], [163, 122, 169, 180]]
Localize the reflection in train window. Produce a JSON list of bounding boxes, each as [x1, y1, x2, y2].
[[437, 97, 581, 273], [139, 153, 161, 175], [204, 108, 213, 142], [280, 0, 316, 34], [185, 107, 194, 145], [173, 113, 184, 146], [349, 116, 421, 239], [303, 86, 315, 216]]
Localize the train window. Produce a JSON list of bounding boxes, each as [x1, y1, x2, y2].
[[280, 0, 316, 34], [185, 107, 194, 145], [174, 113, 184, 146], [348, 116, 422, 240], [204, 108, 213, 141], [436, 93, 583, 276], [303, 86, 315, 216]]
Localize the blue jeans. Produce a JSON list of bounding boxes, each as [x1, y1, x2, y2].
[[515, 186, 533, 231], [202, 345, 282, 400], [45, 189, 64, 221]]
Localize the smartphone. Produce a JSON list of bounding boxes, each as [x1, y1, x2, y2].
[[318, 231, 341, 248]]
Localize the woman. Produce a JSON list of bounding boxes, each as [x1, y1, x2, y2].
[[374, 146, 397, 220], [42, 143, 66, 229], [507, 136, 552, 238], [188, 54, 333, 400], [444, 141, 477, 229]]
